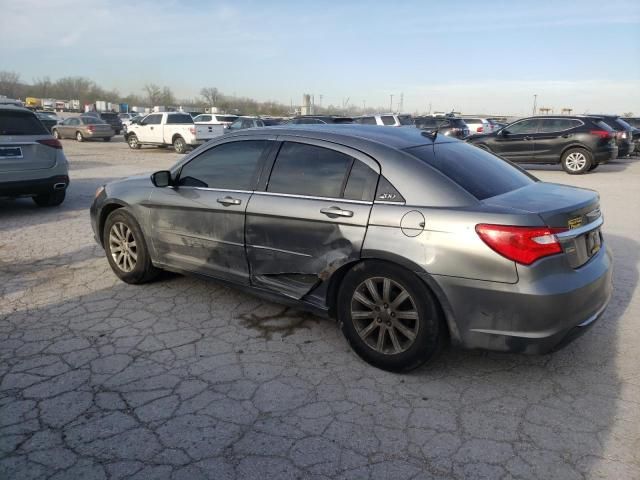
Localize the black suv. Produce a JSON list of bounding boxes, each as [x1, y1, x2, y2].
[[467, 116, 618, 174], [288, 115, 353, 124], [414, 116, 469, 139], [589, 115, 636, 157]]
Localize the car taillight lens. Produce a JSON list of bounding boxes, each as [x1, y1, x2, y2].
[[87, 125, 96, 132], [37, 139, 63, 149], [477, 126, 483, 132], [476, 224, 568, 265], [590, 130, 611, 140]]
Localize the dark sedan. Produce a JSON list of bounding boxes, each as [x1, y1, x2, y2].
[[589, 115, 636, 157], [467, 116, 618, 174], [35, 112, 59, 133], [90, 125, 611, 371]]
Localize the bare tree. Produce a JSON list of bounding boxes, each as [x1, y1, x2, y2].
[[200, 87, 219, 108], [32, 76, 53, 98], [622, 112, 634, 118], [160, 86, 175, 106], [144, 83, 162, 106], [0, 71, 22, 98]]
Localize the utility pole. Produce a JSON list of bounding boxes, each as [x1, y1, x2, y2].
[[532, 94, 537, 116], [362, 100, 366, 112], [319, 95, 323, 108], [399, 93, 404, 113], [390, 94, 394, 113]]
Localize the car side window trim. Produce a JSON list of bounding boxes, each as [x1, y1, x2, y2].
[[538, 118, 585, 133], [251, 190, 373, 205], [505, 118, 540, 134]]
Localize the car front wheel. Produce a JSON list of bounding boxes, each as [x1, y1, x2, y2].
[[103, 209, 160, 284], [338, 261, 445, 372], [127, 134, 141, 149], [561, 148, 592, 174]]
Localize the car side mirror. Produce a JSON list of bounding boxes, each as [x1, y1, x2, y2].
[[151, 170, 172, 187]]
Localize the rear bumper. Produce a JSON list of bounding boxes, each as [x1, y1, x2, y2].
[[593, 144, 618, 163], [0, 175, 69, 197], [427, 245, 613, 354]]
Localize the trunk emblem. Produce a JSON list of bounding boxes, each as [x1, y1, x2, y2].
[[568, 217, 583, 229]]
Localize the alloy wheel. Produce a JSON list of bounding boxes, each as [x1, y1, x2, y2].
[[350, 277, 419, 355], [109, 222, 137, 272], [565, 151, 587, 171]]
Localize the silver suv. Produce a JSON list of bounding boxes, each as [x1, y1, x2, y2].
[[0, 105, 69, 207], [90, 125, 612, 371]]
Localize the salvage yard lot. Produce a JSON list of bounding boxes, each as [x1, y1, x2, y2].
[[1, 137, 639, 479]]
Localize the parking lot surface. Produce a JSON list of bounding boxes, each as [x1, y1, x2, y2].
[[1, 137, 639, 480]]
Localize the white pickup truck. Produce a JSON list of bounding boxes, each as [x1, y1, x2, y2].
[[124, 112, 223, 153]]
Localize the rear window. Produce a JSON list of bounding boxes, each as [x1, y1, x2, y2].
[[463, 118, 481, 123], [101, 113, 117, 119], [216, 116, 237, 123], [167, 114, 193, 124], [405, 143, 534, 200], [614, 118, 633, 130], [593, 120, 614, 132], [0, 110, 48, 135], [82, 117, 107, 124], [449, 118, 468, 128]]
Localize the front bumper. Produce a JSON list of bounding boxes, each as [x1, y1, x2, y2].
[[0, 175, 69, 198], [427, 245, 613, 354]]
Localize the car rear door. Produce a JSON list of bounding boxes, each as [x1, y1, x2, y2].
[[147, 138, 274, 284], [493, 118, 539, 161], [0, 109, 57, 172], [532, 118, 580, 162], [245, 138, 379, 299]]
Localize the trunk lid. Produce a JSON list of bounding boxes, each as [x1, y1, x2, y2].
[[0, 135, 58, 171], [484, 182, 602, 268]]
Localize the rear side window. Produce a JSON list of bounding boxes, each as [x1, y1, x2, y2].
[[178, 140, 268, 190], [344, 161, 378, 201], [0, 110, 48, 135], [167, 114, 193, 124], [406, 143, 534, 200], [381, 116, 396, 126], [356, 117, 376, 125], [268, 142, 352, 198], [538, 119, 582, 133]]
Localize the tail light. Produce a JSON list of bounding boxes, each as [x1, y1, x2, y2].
[[87, 125, 96, 132], [477, 126, 484, 132], [590, 130, 612, 140], [37, 139, 63, 149], [189, 127, 196, 135], [476, 224, 568, 265]]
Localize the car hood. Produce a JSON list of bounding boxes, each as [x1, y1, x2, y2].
[[105, 174, 154, 198]]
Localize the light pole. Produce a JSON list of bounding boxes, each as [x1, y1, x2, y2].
[[532, 94, 537, 116], [390, 94, 394, 113]]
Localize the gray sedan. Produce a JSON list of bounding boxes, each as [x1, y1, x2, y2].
[[90, 125, 612, 371]]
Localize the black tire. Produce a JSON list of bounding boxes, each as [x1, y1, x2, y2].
[[337, 261, 445, 372], [589, 162, 599, 171], [33, 190, 65, 207], [173, 136, 187, 154], [76, 131, 84, 142], [115, 130, 121, 135], [561, 147, 592, 174], [103, 209, 160, 284], [103, 137, 112, 142], [127, 134, 141, 149]]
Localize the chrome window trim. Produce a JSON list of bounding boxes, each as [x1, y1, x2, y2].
[[175, 186, 253, 194], [374, 200, 407, 205], [252, 190, 373, 205]]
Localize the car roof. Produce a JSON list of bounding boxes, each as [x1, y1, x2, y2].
[[228, 124, 454, 149], [0, 104, 34, 113]]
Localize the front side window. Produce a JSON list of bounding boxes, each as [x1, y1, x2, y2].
[[506, 119, 539, 134], [178, 140, 268, 190], [381, 115, 396, 126], [267, 142, 353, 198]]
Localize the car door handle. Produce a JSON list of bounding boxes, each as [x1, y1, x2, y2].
[[320, 206, 354, 218], [150, 126, 154, 130], [217, 196, 241, 206]]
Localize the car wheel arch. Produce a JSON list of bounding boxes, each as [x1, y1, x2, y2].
[[559, 143, 591, 162], [98, 201, 128, 246], [325, 254, 459, 345]]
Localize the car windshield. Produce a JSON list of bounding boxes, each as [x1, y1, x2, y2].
[[405, 142, 535, 200], [0, 110, 48, 135], [398, 115, 414, 125]]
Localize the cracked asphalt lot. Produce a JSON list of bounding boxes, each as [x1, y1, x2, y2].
[[1, 137, 639, 479]]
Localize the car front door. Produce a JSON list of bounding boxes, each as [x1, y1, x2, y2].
[[532, 118, 580, 162], [492, 118, 540, 161], [60, 118, 78, 138], [245, 138, 379, 299], [147, 139, 274, 284]]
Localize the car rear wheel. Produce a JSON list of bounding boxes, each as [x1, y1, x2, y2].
[[127, 134, 141, 149], [76, 131, 84, 142], [53, 129, 61, 140], [173, 136, 187, 154], [103, 137, 111, 142], [33, 190, 65, 207], [589, 162, 599, 171], [561, 148, 592, 174], [103, 209, 160, 284], [338, 261, 445, 372]]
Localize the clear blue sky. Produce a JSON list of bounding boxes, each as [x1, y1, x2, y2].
[[2, 0, 639, 114]]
